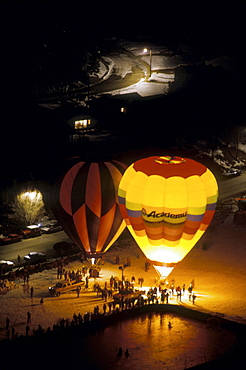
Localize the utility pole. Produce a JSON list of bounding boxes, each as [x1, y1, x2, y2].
[[143, 48, 152, 78]]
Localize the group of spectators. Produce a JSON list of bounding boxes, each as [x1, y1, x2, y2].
[[1, 252, 198, 344], [1, 275, 197, 343]]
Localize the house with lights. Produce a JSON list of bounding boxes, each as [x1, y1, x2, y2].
[[67, 113, 98, 134]]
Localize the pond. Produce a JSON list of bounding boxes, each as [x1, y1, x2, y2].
[[74, 312, 237, 369]]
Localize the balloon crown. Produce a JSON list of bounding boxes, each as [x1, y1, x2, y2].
[[155, 156, 186, 165]]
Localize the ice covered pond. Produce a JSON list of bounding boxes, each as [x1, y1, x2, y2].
[[74, 312, 237, 369]]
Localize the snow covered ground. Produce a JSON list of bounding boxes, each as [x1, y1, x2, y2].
[[107, 78, 171, 98], [0, 205, 246, 341], [97, 41, 177, 98], [40, 39, 234, 108], [95, 39, 235, 100]]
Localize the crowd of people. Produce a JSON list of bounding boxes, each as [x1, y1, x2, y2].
[[1, 269, 197, 344], [0, 251, 199, 345]]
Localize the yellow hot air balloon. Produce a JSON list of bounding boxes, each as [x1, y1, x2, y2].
[[118, 156, 218, 277]]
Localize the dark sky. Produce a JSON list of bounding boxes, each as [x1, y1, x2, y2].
[[1, 1, 245, 186], [2, 1, 245, 85], [2, 1, 245, 51], [2, 0, 245, 99]]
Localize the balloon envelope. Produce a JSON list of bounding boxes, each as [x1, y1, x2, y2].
[[51, 160, 127, 258], [118, 156, 218, 277]]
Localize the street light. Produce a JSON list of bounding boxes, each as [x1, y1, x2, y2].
[[17, 190, 45, 227], [23, 191, 41, 201], [143, 48, 152, 78], [119, 264, 128, 288]]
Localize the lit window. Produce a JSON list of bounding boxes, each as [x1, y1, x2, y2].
[[121, 107, 126, 113], [75, 119, 91, 130]]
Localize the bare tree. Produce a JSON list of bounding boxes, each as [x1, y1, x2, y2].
[[11, 190, 46, 228], [32, 29, 100, 107]]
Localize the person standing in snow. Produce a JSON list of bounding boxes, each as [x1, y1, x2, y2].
[[117, 347, 123, 358], [27, 311, 31, 323], [5, 317, 10, 330], [188, 284, 193, 300], [85, 276, 89, 289]]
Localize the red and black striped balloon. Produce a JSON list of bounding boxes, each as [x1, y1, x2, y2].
[[51, 160, 127, 257]]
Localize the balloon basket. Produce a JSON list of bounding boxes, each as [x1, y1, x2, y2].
[[153, 265, 174, 280], [87, 258, 101, 265], [85, 253, 103, 265]]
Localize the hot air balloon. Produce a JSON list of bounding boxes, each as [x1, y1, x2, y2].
[[118, 155, 218, 277], [51, 159, 127, 262]]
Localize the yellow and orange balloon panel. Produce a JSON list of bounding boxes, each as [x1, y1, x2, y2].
[[118, 156, 218, 277]]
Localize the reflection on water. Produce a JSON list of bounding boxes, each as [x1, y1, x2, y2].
[[76, 313, 236, 369]]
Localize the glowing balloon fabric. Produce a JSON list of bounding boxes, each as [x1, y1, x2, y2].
[[52, 160, 127, 258], [118, 156, 218, 277]]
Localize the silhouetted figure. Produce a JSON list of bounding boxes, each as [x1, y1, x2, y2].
[[27, 311, 31, 323], [125, 348, 130, 358], [168, 321, 172, 329], [145, 261, 150, 271], [5, 317, 10, 330], [176, 287, 182, 302], [85, 276, 89, 289], [139, 277, 144, 287], [188, 284, 193, 301], [165, 292, 169, 304], [117, 347, 123, 358]]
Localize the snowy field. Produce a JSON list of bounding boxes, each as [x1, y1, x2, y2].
[[97, 41, 179, 97]]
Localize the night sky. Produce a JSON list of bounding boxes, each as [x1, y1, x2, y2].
[[2, 1, 245, 90], [1, 1, 245, 187], [3, 1, 243, 51]]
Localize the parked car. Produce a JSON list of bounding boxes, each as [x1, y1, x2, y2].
[[46, 225, 63, 233], [53, 241, 81, 255], [0, 234, 23, 245], [20, 225, 41, 239], [221, 168, 241, 177], [24, 252, 47, 264], [0, 260, 15, 273], [40, 224, 63, 234]]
